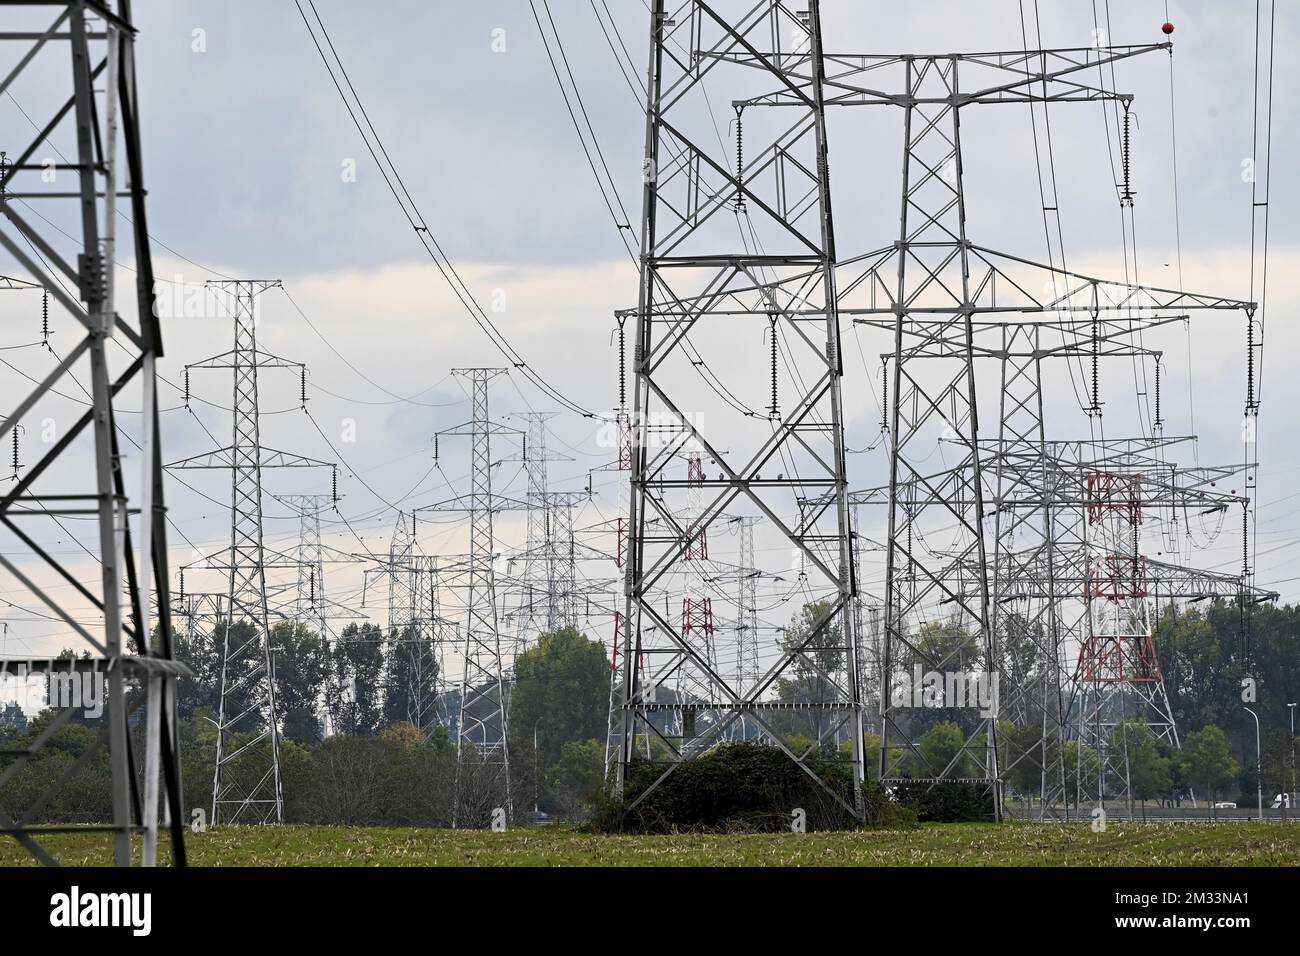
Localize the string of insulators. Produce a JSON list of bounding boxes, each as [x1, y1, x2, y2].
[[880, 361, 889, 431], [41, 290, 49, 346], [300, 366, 307, 409], [183, 367, 190, 410], [1245, 310, 1259, 414], [767, 313, 779, 420], [1088, 306, 1101, 417], [1242, 502, 1250, 578], [734, 108, 746, 213], [10, 426, 20, 479], [433, 434, 439, 462], [1153, 357, 1163, 429], [906, 517, 913, 582], [1119, 107, 1135, 207], [179, 567, 185, 601], [617, 316, 626, 410], [331, 465, 338, 504], [309, 568, 316, 605]]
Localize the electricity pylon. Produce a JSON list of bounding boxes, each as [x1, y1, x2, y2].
[[289, 493, 329, 737], [387, 508, 415, 695], [168, 280, 334, 824], [744, 39, 1261, 818], [410, 554, 446, 731], [613, 0, 866, 820], [286, 494, 331, 640], [384, 512, 442, 735], [731, 514, 760, 740], [281, 492, 361, 736], [677, 452, 715, 740], [432, 368, 525, 826], [514, 411, 570, 646], [847, 438, 1273, 813], [1030, 441, 1275, 809], [0, 0, 187, 866], [540, 488, 602, 635]]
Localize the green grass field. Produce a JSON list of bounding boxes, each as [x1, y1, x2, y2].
[[2, 823, 1298, 866]]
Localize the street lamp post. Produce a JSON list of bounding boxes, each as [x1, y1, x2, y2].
[[1288, 702, 1296, 821], [1244, 706, 1263, 822]]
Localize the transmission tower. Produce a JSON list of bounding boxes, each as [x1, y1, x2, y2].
[[286, 494, 331, 640], [612, 0, 865, 820], [732, 515, 760, 739], [431, 368, 525, 826], [684, 15, 1282, 820], [387, 507, 415, 674], [281, 492, 362, 735], [543, 488, 597, 634], [515, 411, 571, 646], [1043, 441, 1273, 808], [383, 512, 443, 735], [411, 554, 447, 731], [168, 280, 334, 824], [0, 0, 186, 866], [676, 452, 716, 739], [742, 38, 1263, 819]]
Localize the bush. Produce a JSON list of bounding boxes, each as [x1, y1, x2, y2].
[[286, 723, 456, 826], [589, 742, 913, 833], [892, 781, 995, 822], [547, 738, 605, 820]]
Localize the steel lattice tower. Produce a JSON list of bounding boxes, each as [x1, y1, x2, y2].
[[410, 554, 445, 731], [282, 492, 363, 738], [286, 494, 331, 639], [542, 489, 591, 633], [0, 0, 186, 866], [387, 508, 415, 661], [515, 411, 570, 646], [764, 42, 1253, 818], [169, 280, 333, 824], [285, 493, 331, 733], [721, 29, 1267, 817], [520, 412, 552, 646], [613, 0, 866, 820], [732, 514, 760, 739], [433, 368, 523, 825], [676, 452, 715, 738], [384, 512, 442, 735]]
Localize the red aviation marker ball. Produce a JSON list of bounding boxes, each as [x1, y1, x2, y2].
[[1162, 22, 1175, 35]]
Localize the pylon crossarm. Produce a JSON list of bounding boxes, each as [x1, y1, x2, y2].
[[970, 245, 1254, 312], [183, 340, 300, 367], [726, 43, 1168, 108]]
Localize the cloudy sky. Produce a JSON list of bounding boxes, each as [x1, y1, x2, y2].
[[1, 0, 1295, 668]]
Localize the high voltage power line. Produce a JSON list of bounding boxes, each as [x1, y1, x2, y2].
[[0, 2, 1289, 860], [294, 0, 595, 419]]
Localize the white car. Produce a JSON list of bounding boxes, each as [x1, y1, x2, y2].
[[1270, 793, 1291, 809], [1213, 801, 1237, 809]]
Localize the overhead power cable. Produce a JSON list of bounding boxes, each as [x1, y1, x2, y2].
[[294, 0, 595, 419], [279, 287, 462, 409]]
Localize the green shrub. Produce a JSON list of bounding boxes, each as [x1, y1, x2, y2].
[[589, 742, 913, 833], [892, 781, 995, 822]]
